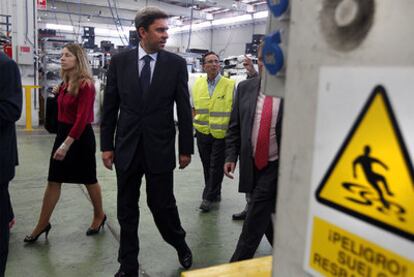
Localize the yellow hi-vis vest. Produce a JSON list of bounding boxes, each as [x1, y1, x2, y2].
[[192, 76, 235, 139]]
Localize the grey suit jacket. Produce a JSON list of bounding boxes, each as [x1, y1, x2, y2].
[[0, 52, 22, 185], [225, 77, 283, 193]]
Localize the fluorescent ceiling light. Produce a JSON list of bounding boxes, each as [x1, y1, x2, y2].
[[212, 14, 251, 26], [94, 28, 105, 35], [169, 12, 264, 34], [45, 23, 74, 31], [253, 11, 268, 19]]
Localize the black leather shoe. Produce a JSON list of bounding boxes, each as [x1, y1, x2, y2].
[[232, 210, 247, 220], [177, 243, 193, 269], [199, 200, 211, 212]]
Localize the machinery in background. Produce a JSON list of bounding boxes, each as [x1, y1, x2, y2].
[[223, 54, 258, 77], [38, 37, 73, 124], [0, 14, 12, 58]]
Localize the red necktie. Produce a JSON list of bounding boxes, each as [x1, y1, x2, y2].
[[255, 96, 273, 170]]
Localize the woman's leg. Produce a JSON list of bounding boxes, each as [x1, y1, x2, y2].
[[30, 182, 62, 236], [85, 182, 105, 229]]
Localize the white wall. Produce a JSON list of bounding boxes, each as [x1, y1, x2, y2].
[[10, 0, 38, 127], [0, 0, 12, 21], [168, 30, 213, 53], [0, 0, 12, 19], [167, 22, 266, 57]]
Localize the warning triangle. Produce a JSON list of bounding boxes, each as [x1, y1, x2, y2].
[[316, 85, 414, 241]]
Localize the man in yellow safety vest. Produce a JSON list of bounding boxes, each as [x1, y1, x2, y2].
[[192, 51, 235, 212]]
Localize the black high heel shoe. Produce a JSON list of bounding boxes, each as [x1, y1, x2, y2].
[[86, 215, 107, 236], [24, 223, 52, 243]]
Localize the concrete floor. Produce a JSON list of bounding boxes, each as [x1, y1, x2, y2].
[[5, 128, 272, 277]]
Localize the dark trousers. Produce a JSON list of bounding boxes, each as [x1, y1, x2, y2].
[[115, 143, 186, 275], [241, 193, 251, 212], [230, 160, 279, 262], [0, 183, 11, 277], [196, 131, 225, 201]]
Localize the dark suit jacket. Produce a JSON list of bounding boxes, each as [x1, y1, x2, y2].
[[100, 48, 194, 173], [0, 52, 22, 185], [225, 77, 283, 193]]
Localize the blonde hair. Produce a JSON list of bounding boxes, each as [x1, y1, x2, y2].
[[60, 43, 94, 96]]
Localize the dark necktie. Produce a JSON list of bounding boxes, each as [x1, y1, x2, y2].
[[140, 55, 152, 95], [255, 96, 273, 170]]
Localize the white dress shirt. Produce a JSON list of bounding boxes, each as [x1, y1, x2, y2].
[[251, 92, 281, 161], [137, 43, 158, 83]]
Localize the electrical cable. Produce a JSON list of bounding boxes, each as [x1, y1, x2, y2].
[[110, 0, 127, 45], [64, 1, 75, 29], [218, 28, 235, 57], [112, 0, 129, 44], [77, 0, 82, 42], [51, 0, 63, 36], [25, 0, 34, 46], [107, 0, 127, 45], [64, 0, 80, 38], [186, 0, 195, 52]]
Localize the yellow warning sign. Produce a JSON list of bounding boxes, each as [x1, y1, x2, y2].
[[316, 86, 414, 241], [309, 216, 414, 277]]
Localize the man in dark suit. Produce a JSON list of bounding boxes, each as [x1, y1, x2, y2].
[[231, 54, 258, 221], [100, 7, 194, 277], [0, 51, 22, 277], [224, 45, 283, 261]]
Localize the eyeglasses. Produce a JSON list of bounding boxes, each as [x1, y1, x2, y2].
[[205, 60, 220, 64]]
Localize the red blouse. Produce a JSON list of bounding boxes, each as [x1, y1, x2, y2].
[[57, 81, 95, 139]]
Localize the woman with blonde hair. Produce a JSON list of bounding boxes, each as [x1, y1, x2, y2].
[[24, 44, 106, 242]]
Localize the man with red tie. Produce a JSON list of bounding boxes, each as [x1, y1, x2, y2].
[[224, 43, 283, 261]]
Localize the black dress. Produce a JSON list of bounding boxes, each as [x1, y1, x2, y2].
[[48, 122, 97, 184], [47, 83, 97, 185]]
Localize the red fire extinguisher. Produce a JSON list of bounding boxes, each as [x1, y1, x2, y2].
[[4, 43, 12, 58]]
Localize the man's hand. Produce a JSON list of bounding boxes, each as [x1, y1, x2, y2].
[[102, 151, 114, 170], [224, 162, 236, 179], [243, 55, 257, 77], [179, 154, 191, 169]]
